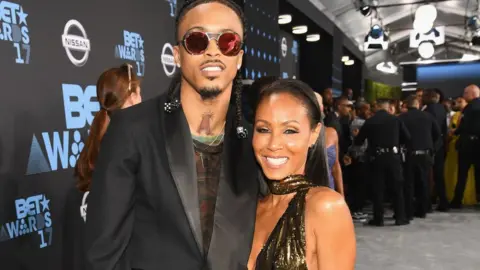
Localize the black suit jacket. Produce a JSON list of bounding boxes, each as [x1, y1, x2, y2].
[[399, 108, 441, 151], [85, 93, 260, 270], [424, 103, 448, 137], [324, 112, 351, 158]]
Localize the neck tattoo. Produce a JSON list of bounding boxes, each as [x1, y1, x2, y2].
[[197, 111, 213, 135]]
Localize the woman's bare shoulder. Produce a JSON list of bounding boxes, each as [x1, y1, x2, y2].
[[305, 187, 348, 216]]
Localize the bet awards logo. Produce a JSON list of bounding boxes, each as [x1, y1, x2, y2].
[[166, 0, 176, 17], [281, 37, 287, 58], [0, 194, 53, 249], [0, 1, 31, 64], [161, 43, 176, 77], [62, 19, 91, 67], [115, 30, 145, 76], [26, 84, 99, 175]]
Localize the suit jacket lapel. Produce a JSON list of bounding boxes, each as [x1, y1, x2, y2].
[[161, 100, 204, 255], [207, 109, 259, 269]]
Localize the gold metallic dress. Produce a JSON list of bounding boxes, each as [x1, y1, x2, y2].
[[255, 175, 317, 270]]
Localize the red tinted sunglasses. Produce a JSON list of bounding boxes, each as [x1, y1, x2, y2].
[[180, 31, 243, 56]]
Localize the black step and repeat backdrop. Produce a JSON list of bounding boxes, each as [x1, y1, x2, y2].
[[0, 0, 282, 269], [0, 0, 181, 269], [279, 30, 299, 79]]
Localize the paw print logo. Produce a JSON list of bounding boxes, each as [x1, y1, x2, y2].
[[19, 219, 30, 236], [69, 130, 85, 167]]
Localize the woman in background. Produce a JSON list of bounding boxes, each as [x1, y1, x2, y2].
[[248, 79, 355, 270], [444, 96, 476, 205], [62, 63, 141, 270], [314, 92, 344, 195]]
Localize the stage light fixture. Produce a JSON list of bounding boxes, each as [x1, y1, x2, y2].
[[376, 61, 398, 74], [415, 4, 437, 22], [364, 25, 389, 51], [342, 56, 349, 62], [292, 25, 308, 34], [471, 34, 480, 46], [278, 14, 292, 25], [345, 60, 355, 66], [360, 4, 372, 16], [306, 34, 320, 42], [418, 41, 434, 59]]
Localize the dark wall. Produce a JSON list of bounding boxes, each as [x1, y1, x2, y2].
[[299, 34, 334, 92], [343, 53, 363, 99], [243, 0, 280, 79]]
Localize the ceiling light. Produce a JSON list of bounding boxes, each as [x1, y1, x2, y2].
[[306, 34, 320, 42], [292, 25, 308, 34], [342, 56, 349, 62], [415, 4, 437, 22], [376, 61, 398, 74], [278, 14, 292, 25], [345, 59, 355, 66], [418, 42, 435, 59]]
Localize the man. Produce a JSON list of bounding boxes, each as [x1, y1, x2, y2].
[[451, 85, 480, 208], [321, 87, 334, 114], [422, 89, 449, 211], [347, 101, 371, 222], [399, 95, 441, 220], [354, 99, 410, 226], [343, 88, 354, 100], [325, 96, 353, 160], [85, 1, 261, 269]]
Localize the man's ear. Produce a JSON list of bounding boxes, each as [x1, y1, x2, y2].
[[173, 45, 181, 68]]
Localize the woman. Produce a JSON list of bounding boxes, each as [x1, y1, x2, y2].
[[444, 97, 476, 205], [248, 80, 356, 270], [62, 63, 141, 270], [314, 92, 344, 195]]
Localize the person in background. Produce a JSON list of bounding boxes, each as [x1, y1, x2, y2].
[[345, 101, 371, 222], [63, 63, 141, 270], [324, 96, 353, 163], [354, 99, 410, 226], [422, 89, 450, 211], [321, 87, 334, 114], [443, 98, 455, 129], [445, 96, 476, 205], [315, 92, 344, 195], [343, 88, 354, 101], [399, 95, 440, 220], [451, 85, 480, 208]]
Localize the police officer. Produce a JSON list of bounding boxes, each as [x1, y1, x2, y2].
[[451, 84, 480, 208], [355, 99, 410, 226], [399, 95, 441, 219], [422, 89, 449, 211]]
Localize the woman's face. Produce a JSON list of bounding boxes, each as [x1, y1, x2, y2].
[[252, 92, 320, 181]]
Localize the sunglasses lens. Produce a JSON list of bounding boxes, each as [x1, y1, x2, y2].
[[218, 32, 242, 56], [185, 32, 209, 54]]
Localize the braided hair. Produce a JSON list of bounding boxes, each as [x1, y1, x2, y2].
[[167, 0, 247, 138]]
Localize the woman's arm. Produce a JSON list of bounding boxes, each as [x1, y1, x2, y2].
[[331, 130, 344, 195], [310, 190, 356, 270]]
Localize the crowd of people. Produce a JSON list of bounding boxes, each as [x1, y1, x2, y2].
[[308, 86, 480, 226]]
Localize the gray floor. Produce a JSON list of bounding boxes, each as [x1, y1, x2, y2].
[[355, 208, 480, 270]]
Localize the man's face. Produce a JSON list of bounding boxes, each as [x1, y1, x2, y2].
[[455, 97, 467, 110], [416, 90, 423, 100], [463, 87, 474, 103], [338, 100, 352, 117], [174, 3, 244, 99], [323, 88, 333, 105], [345, 88, 353, 100]]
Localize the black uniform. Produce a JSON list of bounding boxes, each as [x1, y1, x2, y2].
[[399, 108, 441, 219], [452, 97, 480, 206], [423, 103, 449, 209], [355, 110, 410, 225]]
